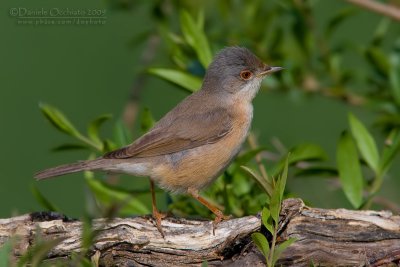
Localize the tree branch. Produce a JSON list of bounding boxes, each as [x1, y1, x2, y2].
[[1, 199, 400, 266], [345, 0, 400, 22]]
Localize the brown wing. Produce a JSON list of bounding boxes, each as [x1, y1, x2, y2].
[[103, 107, 232, 159]]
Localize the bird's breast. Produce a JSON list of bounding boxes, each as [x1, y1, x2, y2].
[[153, 102, 254, 193], [225, 101, 253, 154]]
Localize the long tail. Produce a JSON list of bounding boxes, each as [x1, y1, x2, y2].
[[34, 159, 107, 180]]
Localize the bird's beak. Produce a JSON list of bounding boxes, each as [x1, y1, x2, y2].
[[257, 66, 283, 77]]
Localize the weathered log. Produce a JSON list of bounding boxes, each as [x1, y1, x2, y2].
[[279, 200, 400, 266], [0, 198, 399, 266]]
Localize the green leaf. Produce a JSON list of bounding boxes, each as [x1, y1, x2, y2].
[[71, 254, 93, 267], [148, 68, 202, 92], [17, 237, 65, 267], [232, 172, 251, 196], [261, 207, 270, 225], [365, 47, 390, 77], [337, 131, 364, 208], [269, 183, 280, 224], [271, 143, 327, 177], [167, 32, 186, 46], [85, 176, 150, 215], [290, 143, 328, 163], [235, 147, 268, 167], [389, 54, 400, 106], [196, 9, 205, 30], [251, 232, 270, 259], [272, 238, 296, 266], [269, 155, 289, 224], [39, 103, 101, 151], [326, 7, 357, 38], [371, 18, 391, 46], [39, 103, 81, 137], [180, 10, 212, 67], [87, 114, 112, 148], [0, 240, 11, 267], [31, 185, 59, 212], [348, 113, 380, 174], [81, 216, 95, 250], [294, 166, 338, 178], [140, 107, 155, 133], [262, 207, 274, 234], [102, 139, 117, 153], [240, 166, 273, 197], [278, 155, 289, 201], [381, 128, 400, 174], [113, 119, 132, 148]]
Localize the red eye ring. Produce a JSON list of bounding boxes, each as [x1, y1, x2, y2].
[[240, 70, 253, 80]]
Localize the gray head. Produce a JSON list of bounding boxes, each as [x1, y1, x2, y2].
[[202, 47, 282, 100]]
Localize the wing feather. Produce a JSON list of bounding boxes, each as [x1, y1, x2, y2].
[[104, 107, 232, 159]]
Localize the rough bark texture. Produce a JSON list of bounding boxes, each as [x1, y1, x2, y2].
[[1, 198, 400, 266]]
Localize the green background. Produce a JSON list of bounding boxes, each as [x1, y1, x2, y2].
[[1, 0, 399, 218]]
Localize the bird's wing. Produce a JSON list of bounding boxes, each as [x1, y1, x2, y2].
[[103, 107, 232, 159]]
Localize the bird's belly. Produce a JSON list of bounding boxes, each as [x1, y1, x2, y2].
[[153, 108, 252, 193]]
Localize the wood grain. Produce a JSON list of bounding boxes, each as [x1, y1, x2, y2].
[[1, 199, 400, 266]]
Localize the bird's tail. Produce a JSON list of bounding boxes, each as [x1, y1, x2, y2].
[[34, 159, 107, 180]]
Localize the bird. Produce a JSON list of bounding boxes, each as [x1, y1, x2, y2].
[[35, 46, 282, 237]]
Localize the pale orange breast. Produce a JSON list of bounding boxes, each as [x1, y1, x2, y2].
[[152, 102, 253, 193]]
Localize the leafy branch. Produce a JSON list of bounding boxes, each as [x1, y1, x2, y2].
[[337, 113, 400, 209], [247, 156, 296, 266]]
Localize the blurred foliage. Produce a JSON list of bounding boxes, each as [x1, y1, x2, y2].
[[11, 0, 400, 265]]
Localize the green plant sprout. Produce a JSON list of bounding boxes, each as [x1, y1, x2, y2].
[[248, 156, 296, 267]]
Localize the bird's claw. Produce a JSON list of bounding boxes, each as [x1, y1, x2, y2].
[[152, 209, 167, 238], [212, 212, 232, 235]]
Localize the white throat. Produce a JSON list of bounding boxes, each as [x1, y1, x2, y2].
[[235, 78, 263, 103]]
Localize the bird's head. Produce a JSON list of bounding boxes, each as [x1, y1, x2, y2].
[[202, 47, 282, 101]]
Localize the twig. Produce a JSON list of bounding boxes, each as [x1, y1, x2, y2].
[[345, 0, 400, 21]]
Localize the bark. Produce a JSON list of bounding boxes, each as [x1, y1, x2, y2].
[[1, 198, 400, 266]]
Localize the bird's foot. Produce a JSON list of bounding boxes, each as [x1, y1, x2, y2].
[[152, 209, 167, 238], [212, 211, 232, 235]]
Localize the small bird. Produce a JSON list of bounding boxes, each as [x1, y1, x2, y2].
[[35, 47, 282, 236]]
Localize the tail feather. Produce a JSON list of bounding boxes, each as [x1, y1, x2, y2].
[[34, 159, 105, 180]]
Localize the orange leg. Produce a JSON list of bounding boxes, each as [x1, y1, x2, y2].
[[187, 187, 230, 235], [150, 179, 166, 238]]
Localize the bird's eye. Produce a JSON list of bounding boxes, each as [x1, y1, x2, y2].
[[240, 70, 253, 80]]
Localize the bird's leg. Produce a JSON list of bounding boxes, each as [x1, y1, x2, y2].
[[149, 179, 166, 237], [187, 187, 230, 235]]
